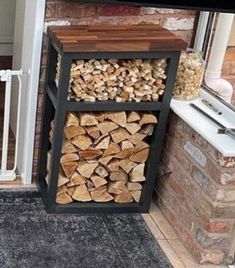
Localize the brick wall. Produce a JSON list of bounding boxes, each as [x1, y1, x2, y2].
[[222, 47, 235, 104], [155, 112, 235, 265], [33, 1, 197, 176]]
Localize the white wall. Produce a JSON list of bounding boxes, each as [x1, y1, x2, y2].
[[11, 0, 26, 136], [0, 0, 16, 55], [11, 0, 45, 183], [228, 18, 235, 46]]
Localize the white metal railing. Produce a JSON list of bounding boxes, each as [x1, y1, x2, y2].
[[0, 69, 22, 181]]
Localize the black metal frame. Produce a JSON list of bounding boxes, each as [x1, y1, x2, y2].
[[37, 38, 180, 213], [68, 0, 235, 14]]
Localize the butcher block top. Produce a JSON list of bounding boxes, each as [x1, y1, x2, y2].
[[48, 25, 187, 53]]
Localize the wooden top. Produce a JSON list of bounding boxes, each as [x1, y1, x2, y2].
[[48, 25, 187, 53]]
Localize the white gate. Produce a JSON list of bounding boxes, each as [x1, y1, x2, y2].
[[0, 69, 22, 180]]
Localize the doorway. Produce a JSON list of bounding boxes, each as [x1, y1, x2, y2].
[[0, 0, 17, 180], [0, 0, 45, 185]]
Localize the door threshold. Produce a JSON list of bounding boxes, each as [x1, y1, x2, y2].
[[0, 177, 36, 189]]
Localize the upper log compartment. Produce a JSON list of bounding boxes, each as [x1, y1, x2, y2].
[[48, 24, 187, 52]]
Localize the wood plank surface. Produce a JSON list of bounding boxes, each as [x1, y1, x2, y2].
[[48, 24, 187, 52]]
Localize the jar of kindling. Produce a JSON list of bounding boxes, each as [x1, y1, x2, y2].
[[173, 51, 205, 101]]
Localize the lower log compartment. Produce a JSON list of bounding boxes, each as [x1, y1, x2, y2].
[[47, 111, 158, 205], [55, 57, 168, 103]]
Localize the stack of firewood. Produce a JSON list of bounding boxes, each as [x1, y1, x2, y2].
[[55, 57, 167, 102], [47, 111, 157, 204]]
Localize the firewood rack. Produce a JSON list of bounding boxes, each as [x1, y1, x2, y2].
[[37, 25, 186, 213]]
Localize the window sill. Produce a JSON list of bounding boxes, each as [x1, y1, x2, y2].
[[170, 89, 235, 157]]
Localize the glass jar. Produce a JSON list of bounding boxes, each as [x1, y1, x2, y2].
[[173, 51, 205, 101]]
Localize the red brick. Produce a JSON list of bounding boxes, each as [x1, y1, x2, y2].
[[46, 3, 97, 18], [204, 220, 233, 234], [100, 4, 140, 16]]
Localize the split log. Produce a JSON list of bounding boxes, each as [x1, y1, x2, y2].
[[66, 181, 75, 187], [80, 113, 98, 126], [86, 179, 95, 189], [109, 170, 128, 181], [72, 135, 92, 150], [58, 172, 70, 187], [103, 143, 121, 157], [90, 176, 107, 188], [119, 159, 137, 173], [95, 112, 106, 123], [130, 164, 146, 182], [66, 113, 79, 127], [67, 186, 76, 197], [110, 128, 130, 144], [128, 133, 146, 145], [77, 161, 99, 178], [89, 185, 107, 199], [139, 113, 157, 126], [99, 156, 113, 166], [92, 192, 113, 202], [85, 126, 100, 139], [62, 141, 78, 154], [72, 184, 92, 202], [106, 112, 127, 127], [121, 140, 134, 150], [131, 148, 150, 163], [79, 149, 102, 160], [64, 126, 86, 140], [97, 121, 119, 135], [135, 141, 149, 152], [126, 182, 142, 191], [94, 135, 110, 150], [130, 190, 142, 203], [114, 186, 133, 203], [61, 162, 78, 178], [57, 185, 67, 195], [107, 159, 120, 172], [107, 180, 126, 195], [60, 153, 79, 163], [70, 171, 86, 185], [47, 151, 52, 171], [95, 165, 109, 177], [114, 148, 135, 159], [125, 123, 141, 135], [140, 124, 154, 136], [56, 192, 73, 204], [127, 111, 141, 122]]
